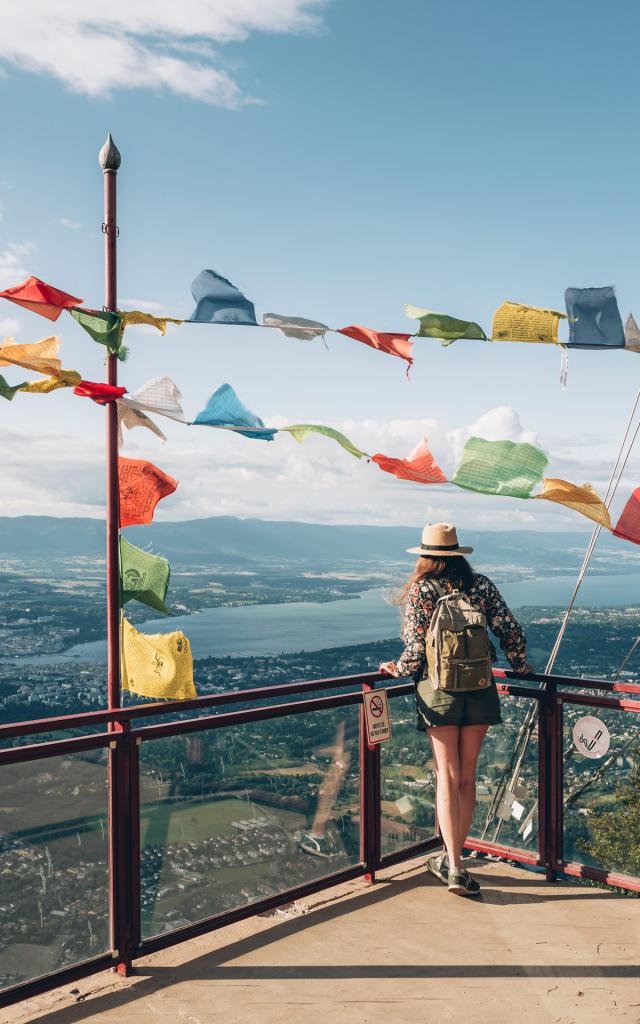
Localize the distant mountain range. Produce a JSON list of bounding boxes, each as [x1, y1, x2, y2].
[[0, 515, 631, 573]]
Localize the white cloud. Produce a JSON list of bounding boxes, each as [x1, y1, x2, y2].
[[119, 298, 166, 312], [0, 241, 34, 289], [59, 217, 81, 230], [0, 1, 326, 106], [0, 317, 20, 336], [2, 405, 634, 531]]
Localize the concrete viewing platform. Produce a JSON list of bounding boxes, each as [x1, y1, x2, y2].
[[4, 855, 639, 1024]]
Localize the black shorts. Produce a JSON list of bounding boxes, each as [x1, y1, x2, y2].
[[415, 677, 503, 730]]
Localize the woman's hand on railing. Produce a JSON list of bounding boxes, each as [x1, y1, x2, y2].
[[513, 661, 535, 676], [379, 661, 400, 677]]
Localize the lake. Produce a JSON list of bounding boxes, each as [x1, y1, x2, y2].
[[15, 572, 640, 665]]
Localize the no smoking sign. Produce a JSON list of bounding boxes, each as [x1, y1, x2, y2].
[[363, 689, 392, 747]]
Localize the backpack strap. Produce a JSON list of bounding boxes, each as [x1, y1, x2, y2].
[[428, 579, 446, 601]]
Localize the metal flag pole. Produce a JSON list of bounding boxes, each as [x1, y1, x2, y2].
[[99, 133, 122, 712], [99, 134, 131, 971]]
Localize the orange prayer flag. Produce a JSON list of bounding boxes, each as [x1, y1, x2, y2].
[[0, 276, 82, 321], [613, 487, 640, 545], [372, 439, 447, 484], [534, 478, 611, 529], [338, 325, 413, 368], [118, 457, 178, 528], [0, 336, 61, 376]]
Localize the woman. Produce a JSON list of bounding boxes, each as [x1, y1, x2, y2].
[[379, 522, 532, 897]]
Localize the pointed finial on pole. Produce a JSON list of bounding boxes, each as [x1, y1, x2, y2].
[[99, 133, 121, 172]]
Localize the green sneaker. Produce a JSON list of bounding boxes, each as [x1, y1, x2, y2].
[[426, 852, 449, 884], [447, 866, 481, 897]]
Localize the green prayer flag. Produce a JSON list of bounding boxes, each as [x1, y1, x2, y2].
[[405, 305, 487, 346], [282, 424, 369, 460], [452, 436, 548, 499], [0, 374, 26, 400], [70, 307, 127, 360], [120, 537, 171, 615]]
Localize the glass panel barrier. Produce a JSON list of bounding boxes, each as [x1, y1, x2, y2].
[[380, 691, 436, 856], [468, 693, 539, 852], [0, 750, 110, 991], [562, 702, 640, 878], [139, 704, 361, 939]]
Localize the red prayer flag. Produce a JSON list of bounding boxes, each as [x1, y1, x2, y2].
[[338, 325, 413, 368], [73, 380, 127, 404], [0, 276, 83, 321], [372, 439, 447, 484], [118, 457, 178, 528], [613, 487, 640, 544]]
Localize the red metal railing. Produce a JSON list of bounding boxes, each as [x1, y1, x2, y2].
[[0, 668, 638, 1009]]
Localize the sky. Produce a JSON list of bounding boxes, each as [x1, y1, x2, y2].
[[2, 0, 640, 532]]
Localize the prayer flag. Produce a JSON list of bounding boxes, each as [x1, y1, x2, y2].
[[121, 617, 196, 700], [120, 537, 171, 615], [565, 287, 625, 348], [404, 306, 486, 345], [338, 325, 413, 367], [22, 369, 82, 394], [0, 336, 61, 376], [613, 488, 640, 545], [0, 374, 26, 400], [624, 313, 640, 353], [0, 276, 82, 321], [119, 310, 184, 335], [263, 313, 329, 341], [188, 269, 257, 325], [192, 383, 276, 440], [282, 424, 368, 459], [452, 436, 548, 498], [73, 380, 127, 404], [70, 308, 126, 358], [117, 400, 167, 448], [372, 439, 447, 484], [492, 302, 565, 344], [119, 457, 178, 528], [535, 478, 611, 529], [124, 376, 186, 423]]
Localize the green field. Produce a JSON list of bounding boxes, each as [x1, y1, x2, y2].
[[141, 795, 306, 847]]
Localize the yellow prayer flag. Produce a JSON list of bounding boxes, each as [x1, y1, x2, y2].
[[492, 302, 566, 344], [121, 617, 196, 701], [119, 310, 184, 336], [0, 336, 62, 375], [535, 478, 611, 529], [21, 369, 82, 393]]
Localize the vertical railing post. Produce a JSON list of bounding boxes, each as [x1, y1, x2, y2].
[[98, 133, 126, 969], [545, 679, 561, 881], [111, 722, 134, 974], [360, 682, 381, 883], [538, 687, 553, 879]]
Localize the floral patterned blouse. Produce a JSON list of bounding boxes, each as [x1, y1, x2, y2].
[[396, 573, 528, 678]]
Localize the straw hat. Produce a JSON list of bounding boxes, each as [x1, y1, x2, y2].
[[407, 522, 473, 557]]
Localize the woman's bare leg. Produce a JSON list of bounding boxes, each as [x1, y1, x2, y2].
[[457, 724, 490, 858], [427, 725, 463, 870]]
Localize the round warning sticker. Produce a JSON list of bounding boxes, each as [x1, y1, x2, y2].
[[572, 716, 610, 759]]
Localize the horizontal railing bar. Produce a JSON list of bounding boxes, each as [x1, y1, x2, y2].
[[139, 863, 365, 956], [464, 837, 541, 865], [0, 731, 113, 767], [0, 671, 389, 740], [0, 952, 116, 1011], [1, 667, 636, 743], [132, 689, 364, 742], [495, 682, 544, 699], [495, 667, 640, 695], [558, 692, 640, 712], [378, 835, 442, 869], [558, 860, 640, 894]]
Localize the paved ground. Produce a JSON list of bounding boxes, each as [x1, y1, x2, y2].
[[3, 855, 639, 1024]]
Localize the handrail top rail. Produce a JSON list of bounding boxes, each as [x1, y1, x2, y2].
[[0, 667, 637, 741]]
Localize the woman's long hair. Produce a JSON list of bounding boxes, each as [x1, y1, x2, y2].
[[394, 556, 476, 605]]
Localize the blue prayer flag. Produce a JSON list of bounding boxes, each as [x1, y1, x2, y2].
[[565, 286, 625, 348], [188, 270, 257, 325], [192, 383, 276, 440]]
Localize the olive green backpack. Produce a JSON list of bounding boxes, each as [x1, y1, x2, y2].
[[421, 581, 492, 692]]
